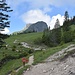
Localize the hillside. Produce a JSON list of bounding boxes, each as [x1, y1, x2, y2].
[[0, 25, 75, 75], [0, 32, 43, 75]]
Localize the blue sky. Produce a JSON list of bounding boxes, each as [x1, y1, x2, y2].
[[2, 0, 75, 34]]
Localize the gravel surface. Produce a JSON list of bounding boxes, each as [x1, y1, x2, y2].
[[23, 44, 75, 75]]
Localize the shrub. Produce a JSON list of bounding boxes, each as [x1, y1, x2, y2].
[[63, 31, 73, 43], [28, 49, 34, 54], [12, 45, 16, 51]]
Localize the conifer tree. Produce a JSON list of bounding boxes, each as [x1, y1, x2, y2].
[[64, 11, 69, 21], [53, 19, 61, 44], [63, 11, 70, 31], [0, 0, 13, 47], [54, 19, 60, 29]]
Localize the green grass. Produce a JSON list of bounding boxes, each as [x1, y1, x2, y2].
[[0, 59, 22, 75], [0, 46, 30, 60], [5, 32, 43, 46], [0, 55, 30, 75]]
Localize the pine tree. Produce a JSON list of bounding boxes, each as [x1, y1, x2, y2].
[[0, 0, 13, 47], [64, 11, 69, 21], [53, 19, 61, 44], [54, 19, 60, 29], [63, 11, 70, 31]]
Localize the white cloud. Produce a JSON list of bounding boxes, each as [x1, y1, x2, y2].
[[50, 14, 64, 29], [22, 9, 51, 26], [22, 9, 64, 29], [0, 28, 10, 34]]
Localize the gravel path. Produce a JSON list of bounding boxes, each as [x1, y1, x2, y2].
[[23, 57, 75, 75], [23, 44, 75, 75], [27, 55, 34, 65]]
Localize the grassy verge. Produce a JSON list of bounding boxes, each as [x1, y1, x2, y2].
[[33, 43, 71, 64]]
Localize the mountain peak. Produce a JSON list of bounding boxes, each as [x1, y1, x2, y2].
[[23, 21, 48, 33], [12, 21, 48, 34]]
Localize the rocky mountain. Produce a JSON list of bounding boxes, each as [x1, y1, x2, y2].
[[22, 21, 48, 33], [12, 21, 48, 35]]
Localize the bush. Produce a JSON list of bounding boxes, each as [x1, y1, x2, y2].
[[12, 45, 16, 51], [28, 49, 34, 54], [63, 31, 73, 43]]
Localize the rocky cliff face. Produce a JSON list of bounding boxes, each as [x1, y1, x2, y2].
[[23, 21, 48, 33]]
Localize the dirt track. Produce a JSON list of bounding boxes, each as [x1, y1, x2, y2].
[[23, 44, 75, 75]]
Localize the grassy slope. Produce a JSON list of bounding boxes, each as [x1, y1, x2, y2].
[[1, 26, 75, 75], [5, 25, 75, 45], [5, 32, 43, 46], [0, 32, 43, 75]]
